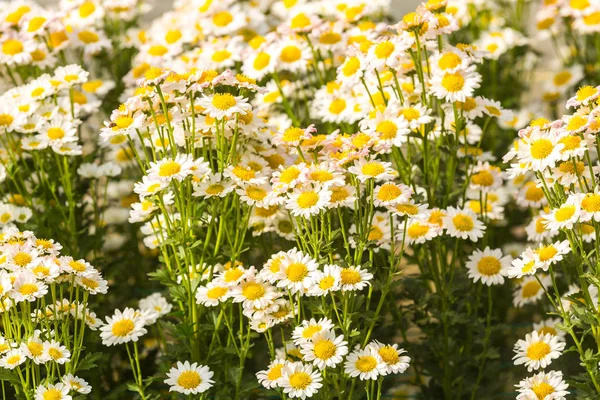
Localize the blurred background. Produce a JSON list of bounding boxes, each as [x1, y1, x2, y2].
[[38, 0, 422, 20]]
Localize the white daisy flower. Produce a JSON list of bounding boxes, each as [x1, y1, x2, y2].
[[0, 348, 26, 369], [62, 374, 91, 394], [443, 207, 486, 241], [292, 318, 335, 345], [465, 247, 511, 285], [308, 265, 341, 296], [165, 361, 214, 395], [367, 341, 411, 375], [44, 340, 70, 364], [340, 265, 373, 291], [516, 370, 569, 400], [196, 93, 251, 119], [544, 200, 580, 231], [344, 347, 386, 381], [286, 187, 332, 218], [513, 275, 551, 308], [430, 67, 481, 103], [34, 383, 71, 400], [196, 281, 231, 307], [348, 158, 396, 182], [276, 251, 319, 294], [147, 154, 195, 183], [513, 330, 566, 372], [99, 307, 148, 346], [279, 362, 323, 399], [256, 358, 286, 389], [300, 330, 348, 370]]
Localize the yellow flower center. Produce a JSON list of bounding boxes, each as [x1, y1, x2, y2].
[[567, 115, 587, 131], [242, 282, 265, 300], [205, 184, 224, 195], [286, 263, 308, 282], [356, 356, 377, 372], [555, 205, 575, 222], [267, 364, 283, 381], [576, 85, 597, 101], [522, 280, 542, 298], [377, 183, 401, 201], [310, 170, 333, 183], [554, 71, 572, 86], [13, 252, 32, 267], [329, 186, 349, 203], [471, 170, 494, 187], [279, 167, 300, 184], [288, 372, 312, 389], [571, 0, 590, 10], [246, 186, 267, 201], [177, 370, 201, 389], [290, 13, 311, 29], [374, 41, 394, 59], [158, 161, 181, 177], [538, 327, 557, 336], [42, 388, 62, 400], [253, 52, 271, 70], [532, 382, 554, 400], [438, 52, 462, 70], [407, 222, 429, 238], [530, 139, 554, 159], [342, 57, 360, 76], [148, 45, 168, 56], [559, 135, 581, 152], [80, 277, 98, 289], [441, 73, 465, 92], [378, 346, 399, 364], [19, 283, 38, 295], [582, 194, 600, 212], [213, 11, 233, 27], [212, 50, 231, 62], [0, 114, 13, 127], [69, 260, 87, 272], [584, 11, 600, 25], [452, 214, 474, 231], [329, 99, 346, 114], [313, 339, 336, 359], [537, 245, 558, 262], [297, 191, 320, 208], [319, 276, 335, 290], [477, 256, 501, 276], [6, 355, 21, 366], [376, 120, 397, 139], [368, 225, 383, 240], [47, 127, 65, 140], [212, 93, 237, 110], [302, 325, 322, 338], [28, 342, 43, 356], [79, 1, 96, 17], [77, 31, 99, 44], [207, 286, 228, 299], [526, 341, 551, 361], [525, 184, 544, 202], [280, 46, 302, 63], [2, 39, 23, 55], [340, 268, 361, 285], [48, 348, 62, 360], [111, 319, 134, 337], [361, 162, 385, 177]]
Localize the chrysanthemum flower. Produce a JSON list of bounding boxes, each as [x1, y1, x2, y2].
[[165, 361, 214, 395], [465, 247, 511, 285], [513, 330, 565, 372]]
